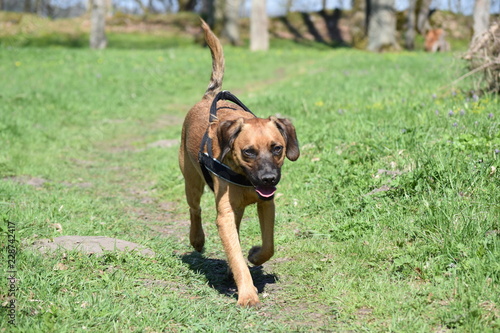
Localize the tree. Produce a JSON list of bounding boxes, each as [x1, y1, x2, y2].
[[366, 0, 399, 52], [178, 0, 197, 11], [319, 0, 344, 45], [472, 0, 491, 41], [35, 0, 43, 15], [24, 0, 31, 12], [200, 0, 216, 27], [133, 0, 147, 14], [349, 0, 367, 47], [405, 0, 417, 49], [416, 0, 432, 34], [250, 0, 269, 51], [106, 0, 113, 17], [90, 0, 107, 49], [222, 0, 242, 45]]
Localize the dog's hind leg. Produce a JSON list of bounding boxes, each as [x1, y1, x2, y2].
[[248, 200, 275, 266], [182, 160, 206, 252]]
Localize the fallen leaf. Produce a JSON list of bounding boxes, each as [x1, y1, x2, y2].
[[51, 223, 63, 233], [53, 263, 68, 270]]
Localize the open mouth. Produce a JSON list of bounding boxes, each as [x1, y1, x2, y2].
[[255, 186, 276, 200]]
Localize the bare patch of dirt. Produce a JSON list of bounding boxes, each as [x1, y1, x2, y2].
[[104, 136, 179, 154], [136, 278, 194, 295], [366, 185, 393, 196], [259, 296, 340, 330], [3, 174, 95, 189], [356, 306, 374, 319], [151, 114, 185, 129], [3, 175, 48, 187], [232, 67, 289, 96], [145, 139, 179, 149], [61, 180, 94, 188], [149, 218, 189, 242]]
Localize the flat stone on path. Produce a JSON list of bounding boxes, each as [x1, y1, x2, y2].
[[31, 236, 155, 257]]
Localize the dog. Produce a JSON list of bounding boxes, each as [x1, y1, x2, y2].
[[178, 19, 299, 307], [424, 28, 450, 52]]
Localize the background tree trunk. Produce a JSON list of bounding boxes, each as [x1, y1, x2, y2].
[[472, 0, 491, 41], [366, 0, 399, 52], [405, 0, 417, 49], [90, 0, 107, 49], [178, 0, 197, 11], [222, 0, 241, 45], [250, 0, 269, 51], [133, 0, 148, 15], [35, 0, 43, 15], [106, 0, 113, 17], [349, 0, 366, 47], [200, 0, 216, 27], [416, 0, 432, 34], [24, 0, 31, 13]]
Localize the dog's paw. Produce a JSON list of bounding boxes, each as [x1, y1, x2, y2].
[[248, 246, 274, 266], [247, 246, 262, 265], [237, 289, 260, 307], [190, 238, 205, 253]]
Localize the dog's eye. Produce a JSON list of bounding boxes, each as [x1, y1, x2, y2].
[[272, 145, 283, 155], [242, 148, 257, 158]]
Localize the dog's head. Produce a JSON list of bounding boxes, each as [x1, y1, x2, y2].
[[216, 116, 299, 200]]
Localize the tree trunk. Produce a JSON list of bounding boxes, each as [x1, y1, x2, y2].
[[250, 0, 269, 51], [133, 0, 148, 15], [222, 0, 241, 45], [349, 0, 366, 47], [106, 0, 113, 17], [366, 0, 399, 52], [178, 0, 197, 11], [416, 0, 432, 34], [472, 0, 491, 41], [35, 0, 43, 15], [90, 0, 107, 49], [200, 0, 216, 27], [405, 0, 416, 49], [24, 0, 32, 12]]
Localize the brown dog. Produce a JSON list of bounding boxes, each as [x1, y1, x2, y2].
[[424, 28, 450, 52], [178, 20, 299, 306]]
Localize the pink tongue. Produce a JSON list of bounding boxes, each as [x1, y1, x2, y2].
[[256, 186, 276, 198]]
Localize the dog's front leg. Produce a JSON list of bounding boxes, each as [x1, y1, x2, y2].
[[215, 194, 259, 307], [248, 200, 275, 266]]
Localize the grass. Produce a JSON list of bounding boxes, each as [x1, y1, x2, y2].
[[1, 24, 499, 332]]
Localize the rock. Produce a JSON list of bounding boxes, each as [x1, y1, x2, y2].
[[30, 236, 155, 257]]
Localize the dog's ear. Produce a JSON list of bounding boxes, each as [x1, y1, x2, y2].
[[270, 116, 300, 161], [217, 118, 244, 161]]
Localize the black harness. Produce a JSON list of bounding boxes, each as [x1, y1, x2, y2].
[[198, 91, 256, 191]]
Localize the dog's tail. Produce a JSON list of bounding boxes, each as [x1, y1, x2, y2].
[[201, 18, 224, 99]]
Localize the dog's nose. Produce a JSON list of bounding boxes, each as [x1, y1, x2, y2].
[[261, 174, 277, 186]]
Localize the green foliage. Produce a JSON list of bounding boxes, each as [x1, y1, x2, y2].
[[0, 36, 498, 332]]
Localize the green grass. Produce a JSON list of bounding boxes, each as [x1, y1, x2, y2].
[[1, 32, 499, 332]]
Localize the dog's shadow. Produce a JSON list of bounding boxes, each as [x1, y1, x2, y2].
[[180, 252, 278, 299]]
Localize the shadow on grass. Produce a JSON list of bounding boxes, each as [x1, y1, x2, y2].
[[180, 251, 278, 299]]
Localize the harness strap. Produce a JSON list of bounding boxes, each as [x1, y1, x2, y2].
[[209, 90, 255, 118], [199, 91, 255, 191]]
